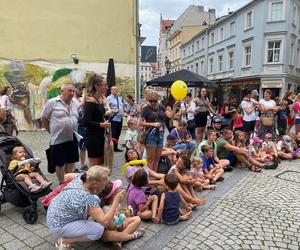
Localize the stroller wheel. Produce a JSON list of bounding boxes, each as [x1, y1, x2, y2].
[[23, 207, 38, 224]]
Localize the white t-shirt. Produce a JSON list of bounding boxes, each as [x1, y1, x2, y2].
[[124, 129, 138, 149], [241, 99, 256, 122], [259, 99, 276, 110], [180, 101, 196, 122]]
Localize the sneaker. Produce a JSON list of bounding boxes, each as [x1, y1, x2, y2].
[[132, 228, 145, 240], [224, 166, 233, 172], [217, 177, 224, 182], [29, 184, 41, 192], [41, 182, 52, 189]]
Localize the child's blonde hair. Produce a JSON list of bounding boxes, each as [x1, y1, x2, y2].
[[12, 146, 25, 158], [127, 119, 137, 127], [191, 157, 202, 167]]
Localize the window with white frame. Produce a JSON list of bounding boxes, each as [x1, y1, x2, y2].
[[200, 61, 204, 74], [209, 57, 214, 73], [192, 44, 194, 54], [244, 45, 252, 66], [270, 2, 283, 21], [267, 41, 281, 63], [188, 47, 191, 55], [230, 21, 235, 36], [245, 11, 253, 30], [228, 51, 234, 69], [290, 42, 294, 65], [292, 4, 297, 24], [183, 49, 186, 57], [220, 27, 224, 41], [196, 41, 200, 50], [191, 65, 194, 72], [196, 63, 199, 73], [210, 32, 215, 45], [201, 37, 205, 48], [296, 48, 300, 68], [218, 55, 223, 72]]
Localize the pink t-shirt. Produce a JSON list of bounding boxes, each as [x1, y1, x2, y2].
[[127, 184, 147, 215], [233, 114, 243, 129], [293, 102, 300, 118]]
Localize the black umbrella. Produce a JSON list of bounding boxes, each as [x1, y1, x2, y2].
[[146, 69, 218, 89], [106, 57, 116, 96]]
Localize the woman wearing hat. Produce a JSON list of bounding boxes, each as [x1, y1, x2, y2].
[[47, 166, 144, 250]]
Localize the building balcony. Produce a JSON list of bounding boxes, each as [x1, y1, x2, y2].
[[208, 69, 234, 80]]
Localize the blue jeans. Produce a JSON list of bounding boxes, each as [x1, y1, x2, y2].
[[145, 131, 164, 147], [172, 141, 196, 151]]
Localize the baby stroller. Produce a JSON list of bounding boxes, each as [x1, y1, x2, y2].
[[0, 133, 51, 224]]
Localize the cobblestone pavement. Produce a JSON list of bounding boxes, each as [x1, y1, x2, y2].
[[163, 161, 300, 250], [0, 131, 300, 250]]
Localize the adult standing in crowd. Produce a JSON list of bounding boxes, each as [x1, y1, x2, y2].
[[139, 91, 166, 172], [180, 93, 196, 139], [73, 83, 87, 170], [47, 166, 144, 249], [293, 94, 300, 134], [107, 86, 124, 152], [84, 74, 111, 167], [0, 86, 11, 111], [222, 95, 238, 128], [125, 95, 138, 122], [165, 95, 180, 133], [240, 89, 258, 134], [193, 88, 216, 145], [41, 83, 79, 184], [258, 89, 277, 139], [283, 90, 295, 133]]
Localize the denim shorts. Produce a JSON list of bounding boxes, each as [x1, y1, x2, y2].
[[145, 131, 164, 147], [295, 118, 300, 125]]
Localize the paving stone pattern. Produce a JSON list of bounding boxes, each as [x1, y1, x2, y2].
[[163, 161, 300, 250]]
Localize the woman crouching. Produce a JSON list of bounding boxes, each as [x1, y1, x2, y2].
[[47, 166, 144, 250]]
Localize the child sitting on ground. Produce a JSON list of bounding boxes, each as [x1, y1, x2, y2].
[[188, 157, 215, 190], [276, 135, 293, 160], [248, 137, 270, 163], [201, 145, 225, 184], [127, 169, 159, 223], [157, 174, 192, 224], [124, 119, 138, 150], [168, 155, 206, 207], [262, 133, 280, 162], [8, 146, 52, 192]]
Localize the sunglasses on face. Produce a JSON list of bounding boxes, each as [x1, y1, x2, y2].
[[149, 100, 158, 103]]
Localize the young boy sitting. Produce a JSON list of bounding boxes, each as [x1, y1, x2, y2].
[[201, 145, 224, 184], [8, 146, 52, 192], [157, 174, 192, 224]]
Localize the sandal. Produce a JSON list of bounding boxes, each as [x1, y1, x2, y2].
[[55, 238, 74, 250], [248, 165, 261, 172]]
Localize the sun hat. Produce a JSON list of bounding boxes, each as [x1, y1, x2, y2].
[[104, 179, 122, 199], [253, 137, 263, 143]]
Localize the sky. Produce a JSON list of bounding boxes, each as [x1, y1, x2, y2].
[[139, 0, 250, 46]]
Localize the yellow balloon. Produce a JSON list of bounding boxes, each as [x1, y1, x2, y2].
[[170, 80, 188, 101]]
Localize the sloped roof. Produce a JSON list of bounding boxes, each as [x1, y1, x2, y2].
[[169, 5, 214, 36], [161, 20, 175, 33], [146, 69, 217, 88]]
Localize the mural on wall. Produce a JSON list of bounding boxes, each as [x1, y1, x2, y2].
[[0, 61, 135, 131]]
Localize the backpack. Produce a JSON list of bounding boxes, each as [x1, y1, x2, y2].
[[157, 157, 172, 174]]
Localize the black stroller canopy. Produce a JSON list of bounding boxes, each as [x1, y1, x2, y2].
[[146, 69, 218, 88]]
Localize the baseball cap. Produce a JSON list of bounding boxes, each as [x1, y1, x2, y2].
[[167, 134, 177, 141], [74, 82, 85, 89], [213, 116, 222, 123], [103, 179, 123, 199], [251, 90, 259, 96]]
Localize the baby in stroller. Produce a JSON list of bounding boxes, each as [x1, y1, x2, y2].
[[8, 146, 52, 192]]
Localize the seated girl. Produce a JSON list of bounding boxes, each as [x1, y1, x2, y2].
[[188, 157, 215, 190], [168, 155, 206, 207], [233, 131, 264, 172], [9, 146, 52, 192], [127, 169, 159, 223], [261, 133, 280, 161], [248, 137, 271, 163], [276, 135, 293, 160]]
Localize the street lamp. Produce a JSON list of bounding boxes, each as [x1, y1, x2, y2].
[[165, 56, 171, 74]]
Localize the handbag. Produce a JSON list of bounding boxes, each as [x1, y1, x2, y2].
[[261, 114, 273, 127], [104, 128, 114, 175], [45, 147, 55, 174]]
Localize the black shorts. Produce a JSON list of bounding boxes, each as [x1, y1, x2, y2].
[[241, 120, 256, 133], [195, 111, 209, 127], [50, 137, 79, 167], [85, 136, 104, 158]]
